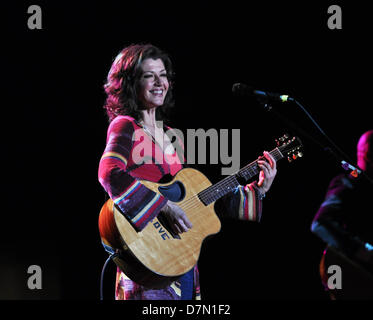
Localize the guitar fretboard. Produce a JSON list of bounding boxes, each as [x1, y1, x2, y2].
[[198, 147, 284, 205]]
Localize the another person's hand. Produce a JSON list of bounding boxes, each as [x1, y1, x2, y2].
[[257, 151, 277, 195], [161, 201, 193, 234]]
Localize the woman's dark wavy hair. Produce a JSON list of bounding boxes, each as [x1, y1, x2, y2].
[[103, 44, 175, 123]]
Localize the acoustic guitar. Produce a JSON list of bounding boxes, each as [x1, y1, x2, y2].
[[98, 134, 302, 288]]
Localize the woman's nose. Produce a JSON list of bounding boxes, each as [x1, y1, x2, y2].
[[153, 74, 166, 87], [153, 75, 162, 85]]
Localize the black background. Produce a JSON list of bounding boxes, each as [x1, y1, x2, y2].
[[2, 1, 372, 301]]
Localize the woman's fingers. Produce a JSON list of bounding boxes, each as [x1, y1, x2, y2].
[[258, 160, 270, 175], [257, 151, 278, 193], [165, 202, 193, 234], [258, 170, 265, 187], [263, 151, 276, 170], [177, 218, 189, 232]]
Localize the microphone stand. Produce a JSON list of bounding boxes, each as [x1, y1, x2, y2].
[[255, 96, 373, 186]]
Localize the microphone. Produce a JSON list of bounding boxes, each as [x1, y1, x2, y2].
[[232, 83, 293, 102]]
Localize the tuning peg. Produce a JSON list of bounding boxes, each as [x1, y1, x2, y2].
[[275, 138, 281, 146], [297, 151, 303, 158]]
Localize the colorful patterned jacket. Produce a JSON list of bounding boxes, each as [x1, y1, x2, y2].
[[98, 115, 264, 300]]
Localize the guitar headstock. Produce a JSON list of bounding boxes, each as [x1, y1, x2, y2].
[[276, 134, 303, 162]]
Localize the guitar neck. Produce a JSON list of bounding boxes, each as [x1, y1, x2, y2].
[[198, 147, 284, 205]]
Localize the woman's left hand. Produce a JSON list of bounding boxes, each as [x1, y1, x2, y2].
[[257, 151, 277, 195]]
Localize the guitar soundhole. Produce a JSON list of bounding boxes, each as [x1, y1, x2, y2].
[[158, 181, 186, 202]]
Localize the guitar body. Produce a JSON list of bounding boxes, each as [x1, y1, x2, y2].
[[320, 246, 373, 299], [98, 135, 302, 288], [98, 168, 221, 289]]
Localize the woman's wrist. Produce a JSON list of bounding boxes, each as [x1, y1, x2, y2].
[[162, 201, 171, 213], [255, 184, 266, 200], [258, 189, 266, 200]]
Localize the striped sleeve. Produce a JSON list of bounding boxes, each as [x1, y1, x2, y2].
[[214, 182, 263, 222], [98, 116, 167, 231]]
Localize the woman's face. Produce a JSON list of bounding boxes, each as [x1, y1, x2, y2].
[[137, 58, 169, 109]]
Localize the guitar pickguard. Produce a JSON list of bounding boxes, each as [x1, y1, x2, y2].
[[158, 180, 186, 202]]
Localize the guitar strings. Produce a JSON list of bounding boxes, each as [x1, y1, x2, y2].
[[176, 148, 283, 212], [192, 148, 282, 205], [179, 177, 234, 211], [178, 149, 283, 211], [178, 167, 251, 212], [177, 162, 257, 212], [177, 174, 237, 212]]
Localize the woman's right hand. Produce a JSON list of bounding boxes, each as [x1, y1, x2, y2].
[[161, 201, 193, 234]]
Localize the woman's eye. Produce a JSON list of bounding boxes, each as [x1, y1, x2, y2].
[[142, 73, 168, 79]]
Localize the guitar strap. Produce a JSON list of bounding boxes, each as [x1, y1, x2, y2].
[[102, 241, 115, 255], [179, 268, 194, 300], [103, 240, 195, 299]]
